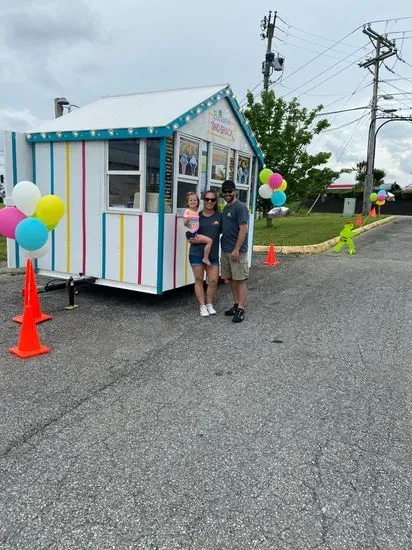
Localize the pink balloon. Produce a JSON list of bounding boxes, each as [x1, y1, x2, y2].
[[0, 207, 27, 239], [268, 172, 283, 190]]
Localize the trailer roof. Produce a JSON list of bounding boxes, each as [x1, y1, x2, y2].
[[28, 84, 230, 133]]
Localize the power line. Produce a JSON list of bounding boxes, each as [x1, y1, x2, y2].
[[281, 43, 370, 99], [322, 113, 370, 132]]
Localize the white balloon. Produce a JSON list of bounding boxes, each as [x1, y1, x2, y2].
[[20, 242, 50, 259], [258, 184, 273, 199], [12, 180, 41, 216]]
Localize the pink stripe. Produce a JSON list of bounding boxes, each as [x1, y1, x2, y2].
[[173, 216, 178, 288], [81, 142, 86, 275], [138, 215, 143, 284]]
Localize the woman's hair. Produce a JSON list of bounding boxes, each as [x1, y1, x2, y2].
[[203, 189, 219, 212], [186, 191, 199, 208]]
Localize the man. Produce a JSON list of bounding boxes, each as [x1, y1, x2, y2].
[[220, 180, 249, 323]]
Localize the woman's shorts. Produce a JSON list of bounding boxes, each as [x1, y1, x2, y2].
[[189, 255, 219, 267]]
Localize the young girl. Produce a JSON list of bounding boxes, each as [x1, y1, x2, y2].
[[184, 192, 213, 266]]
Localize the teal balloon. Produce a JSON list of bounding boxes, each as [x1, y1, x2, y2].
[[15, 217, 48, 251], [271, 190, 287, 207]]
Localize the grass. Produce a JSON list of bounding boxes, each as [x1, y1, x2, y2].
[[253, 212, 387, 247], [0, 203, 6, 262]]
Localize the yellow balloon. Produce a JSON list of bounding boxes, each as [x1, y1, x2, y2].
[[35, 195, 65, 226], [376, 199, 385, 206], [279, 179, 287, 192]]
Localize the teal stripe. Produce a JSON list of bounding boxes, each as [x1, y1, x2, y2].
[[156, 138, 167, 294], [102, 213, 106, 278], [11, 132, 20, 268], [50, 143, 55, 270]]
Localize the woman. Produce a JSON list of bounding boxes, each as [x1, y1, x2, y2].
[[188, 189, 222, 317]]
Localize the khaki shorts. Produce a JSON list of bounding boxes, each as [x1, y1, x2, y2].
[[220, 251, 249, 281]]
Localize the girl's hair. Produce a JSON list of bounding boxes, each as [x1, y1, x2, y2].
[[203, 189, 219, 212], [186, 191, 200, 208]]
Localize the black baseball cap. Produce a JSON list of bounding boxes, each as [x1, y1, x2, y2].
[[222, 180, 236, 192]]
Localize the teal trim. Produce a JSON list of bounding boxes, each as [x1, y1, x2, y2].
[[27, 126, 171, 143], [226, 96, 264, 163], [32, 143, 36, 184], [11, 132, 20, 268], [156, 138, 167, 294]]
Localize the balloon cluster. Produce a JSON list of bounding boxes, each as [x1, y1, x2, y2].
[[258, 168, 287, 207], [0, 181, 64, 259], [369, 188, 388, 207]]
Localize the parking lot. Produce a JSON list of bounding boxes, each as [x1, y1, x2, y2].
[[0, 217, 411, 549]]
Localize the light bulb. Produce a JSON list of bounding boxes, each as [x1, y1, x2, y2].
[[41, 133, 46, 139]]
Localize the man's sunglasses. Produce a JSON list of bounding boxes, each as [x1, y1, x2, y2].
[[222, 190, 235, 195], [204, 197, 216, 202]]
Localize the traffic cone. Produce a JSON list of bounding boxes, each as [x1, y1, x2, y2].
[[355, 214, 362, 226], [9, 303, 50, 359], [13, 259, 53, 324], [264, 243, 278, 266], [369, 207, 377, 218]]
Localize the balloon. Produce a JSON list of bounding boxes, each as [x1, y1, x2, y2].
[[0, 207, 26, 239], [12, 181, 41, 216], [377, 194, 386, 202], [35, 195, 65, 226], [271, 190, 287, 207], [258, 184, 274, 199], [47, 222, 58, 231], [377, 189, 387, 195], [268, 172, 283, 190], [259, 168, 273, 184], [15, 218, 48, 251], [376, 199, 385, 206], [279, 179, 287, 192], [20, 242, 50, 259], [369, 192, 378, 203]]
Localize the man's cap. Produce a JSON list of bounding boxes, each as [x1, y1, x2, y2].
[[222, 180, 236, 192]]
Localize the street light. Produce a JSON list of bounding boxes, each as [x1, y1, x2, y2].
[[363, 115, 412, 213]]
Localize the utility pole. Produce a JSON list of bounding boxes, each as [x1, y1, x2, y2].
[[359, 27, 396, 214], [261, 11, 280, 92]]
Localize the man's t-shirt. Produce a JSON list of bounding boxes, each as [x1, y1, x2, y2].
[[189, 211, 222, 260], [221, 200, 249, 254]]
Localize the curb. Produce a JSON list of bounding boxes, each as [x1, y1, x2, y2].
[[253, 216, 396, 255]]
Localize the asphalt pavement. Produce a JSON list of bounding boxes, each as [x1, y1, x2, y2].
[[0, 217, 411, 549]]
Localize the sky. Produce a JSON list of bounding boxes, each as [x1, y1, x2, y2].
[[1, 0, 412, 186]]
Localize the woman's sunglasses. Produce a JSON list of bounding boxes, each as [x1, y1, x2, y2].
[[204, 197, 216, 202]]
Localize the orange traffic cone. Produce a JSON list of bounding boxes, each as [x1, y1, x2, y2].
[[355, 214, 362, 226], [369, 207, 377, 218], [13, 259, 53, 324], [264, 243, 278, 266], [9, 303, 50, 359]]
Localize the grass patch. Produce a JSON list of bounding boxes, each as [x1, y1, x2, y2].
[[253, 212, 387, 246]]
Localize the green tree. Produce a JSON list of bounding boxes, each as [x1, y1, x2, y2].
[[243, 90, 335, 226], [353, 161, 385, 188]]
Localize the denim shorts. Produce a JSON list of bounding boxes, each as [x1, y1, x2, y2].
[[189, 255, 219, 267]]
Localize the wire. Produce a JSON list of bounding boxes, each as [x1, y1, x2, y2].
[[322, 113, 370, 133], [281, 44, 370, 99]]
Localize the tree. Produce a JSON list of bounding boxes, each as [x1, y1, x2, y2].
[[353, 161, 385, 189], [390, 182, 401, 192], [243, 90, 335, 226]]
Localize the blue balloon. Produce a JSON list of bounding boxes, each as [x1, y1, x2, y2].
[[271, 190, 287, 207], [378, 189, 387, 195], [15, 217, 48, 251]]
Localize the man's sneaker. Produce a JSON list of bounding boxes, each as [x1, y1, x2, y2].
[[200, 305, 209, 317], [206, 303, 216, 315], [224, 304, 238, 316], [232, 308, 245, 323]]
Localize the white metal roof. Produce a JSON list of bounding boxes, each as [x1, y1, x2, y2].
[[28, 84, 228, 133]]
